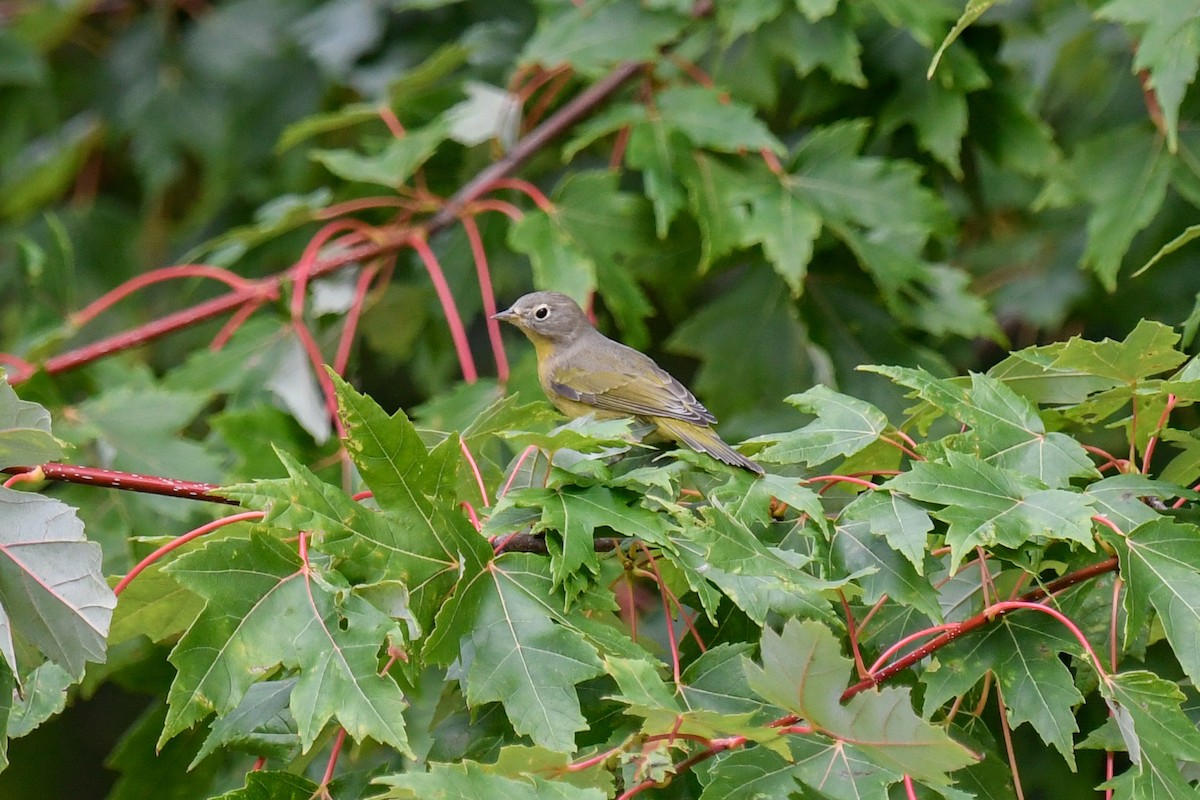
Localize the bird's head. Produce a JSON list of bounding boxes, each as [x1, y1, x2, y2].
[[492, 291, 592, 345]]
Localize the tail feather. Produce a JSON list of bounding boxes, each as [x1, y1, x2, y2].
[[653, 418, 764, 476]]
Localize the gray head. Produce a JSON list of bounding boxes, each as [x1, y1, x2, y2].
[[492, 291, 593, 345]]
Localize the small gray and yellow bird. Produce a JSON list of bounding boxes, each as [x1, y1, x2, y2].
[[493, 291, 762, 475]]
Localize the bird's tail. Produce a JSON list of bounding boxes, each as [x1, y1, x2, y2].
[[654, 418, 764, 476]]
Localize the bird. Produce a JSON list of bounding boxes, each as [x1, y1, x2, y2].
[[492, 291, 763, 475]]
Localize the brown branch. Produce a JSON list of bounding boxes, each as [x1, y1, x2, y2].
[[426, 60, 644, 232], [495, 534, 620, 555]]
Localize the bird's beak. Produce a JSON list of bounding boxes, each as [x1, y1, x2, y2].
[[492, 307, 518, 323]]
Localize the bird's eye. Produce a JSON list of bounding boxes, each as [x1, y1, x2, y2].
[[533, 305, 550, 320]]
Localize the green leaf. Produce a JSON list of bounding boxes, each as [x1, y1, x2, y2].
[[744, 620, 977, 783], [1105, 746, 1200, 800], [842, 489, 933, 573], [679, 643, 773, 720], [668, 268, 815, 433], [1103, 519, 1200, 688], [1051, 319, 1186, 384], [508, 211, 596, 304], [626, 116, 689, 238], [537, 171, 658, 344], [764, 8, 865, 87], [739, 180, 822, 295], [0, 488, 114, 678], [750, 384, 888, 466], [715, 0, 786, 42], [330, 372, 491, 590], [0, 660, 10, 772], [921, 612, 1085, 766], [0, 113, 103, 220], [655, 86, 785, 155], [882, 58, 970, 176], [700, 736, 897, 800], [191, 678, 298, 768], [69, 386, 220, 484], [1065, 125, 1173, 289], [867, 366, 1097, 487], [6, 661, 72, 737], [0, 379, 62, 468], [211, 770, 319, 800], [987, 344, 1120, 406], [606, 656, 772, 746], [376, 758, 606, 799], [501, 415, 638, 456], [1096, 0, 1200, 153], [505, 485, 672, 602], [161, 533, 411, 754], [1161, 428, 1200, 487], [109, 560, 205, 646], [521, 1, 686, 76], [1085, 474, 1190, 533], [1131, 223, 1200, 278], [182, 189, 333, 267], [832, 506, 942, 622], [310, 118, 450, 188], [886, 451, 1096, 568], [1101, 670, 1200, 765], [929, 0, 1007, 79], [433, 554, 607, 752], [676, 151, 751, 269]]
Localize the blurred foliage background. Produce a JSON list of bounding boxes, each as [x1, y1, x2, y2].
[[1, 0, 1199, 796]]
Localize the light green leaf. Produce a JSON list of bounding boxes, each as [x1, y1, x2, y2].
[[211, 770, 319, 800], [929, 0, 1008, 78], [1101, 671, 1200, 766], [751, 384, 888, 466], [0, 379, 62, 468], [887, 451, 1096, 568], [6, 661, 72, 738], [0, 488, 114, 678], [311, 118, 449, 188], [1051, 319, 1185, 384], [867, 366, 1098, 487], [329, 372, 491, 625], [521, 2, 686, 76], [745, 620, 977, 783], [842, 489, 933, 573], [376, 759, 606, 799]]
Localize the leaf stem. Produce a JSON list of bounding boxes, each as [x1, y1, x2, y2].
[[114, 510, 263, 596]]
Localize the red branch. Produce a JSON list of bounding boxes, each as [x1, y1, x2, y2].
[[841, 558, 1119, 700], [2, 463, 236, 504]]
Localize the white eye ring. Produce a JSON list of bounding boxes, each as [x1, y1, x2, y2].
[[533, 304, 550, 320]]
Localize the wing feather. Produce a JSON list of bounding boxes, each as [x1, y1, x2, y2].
[[547, 337, 716, 425]]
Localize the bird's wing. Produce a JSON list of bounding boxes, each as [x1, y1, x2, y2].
[[548, 340, 717, 425]]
